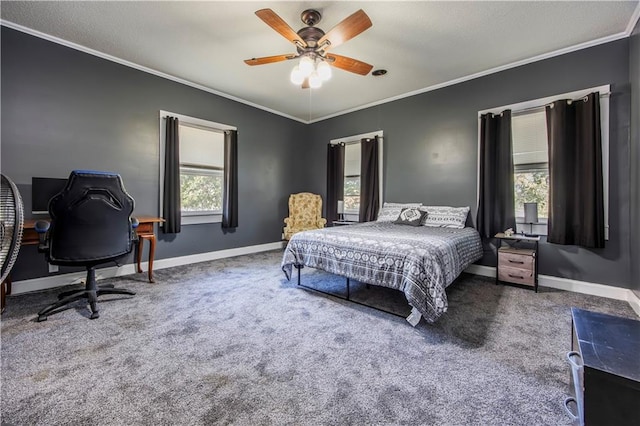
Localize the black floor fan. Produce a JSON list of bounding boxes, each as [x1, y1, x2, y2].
[[1, 174, 24, 313]]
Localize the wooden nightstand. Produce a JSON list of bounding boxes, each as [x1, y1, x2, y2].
[[495, 233, 540, 292]]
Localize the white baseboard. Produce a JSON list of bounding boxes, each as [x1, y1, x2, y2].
[[10, 247, 640, 319], [10, 241, 285, 295], [465, 264, 640, 317], [628, 290, 640, 317]]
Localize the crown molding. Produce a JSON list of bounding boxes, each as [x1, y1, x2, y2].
[[0, 20, 308, 124], [624, 1, 640, 36], [309, 31, 630, 123], [2, 12, 637, 125]]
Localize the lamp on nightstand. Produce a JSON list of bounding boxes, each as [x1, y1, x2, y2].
[[524, 202, 538, 237], [337, 200, 344, 221]]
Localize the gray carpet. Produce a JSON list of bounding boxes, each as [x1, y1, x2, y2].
[[1, 250, 636, 425]]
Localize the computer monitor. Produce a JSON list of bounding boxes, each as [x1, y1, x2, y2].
[[31, 177, 68, 215]]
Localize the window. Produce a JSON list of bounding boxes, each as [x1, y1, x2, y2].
[[159, 111, 235, 225], [179, 124, 224, 216], [512, 110, 549, 222], [343, 143, 361, 212], [477, 84, 610, 238], [330, 131, 384, 221]]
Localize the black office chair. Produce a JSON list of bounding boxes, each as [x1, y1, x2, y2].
[[36, 170, 138, 321]]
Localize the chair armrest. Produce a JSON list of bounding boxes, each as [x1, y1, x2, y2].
[[34, 220, 50, 252], [317, 218, 327, 227], [284, 217, 293, 226], [34, 220, 50, 234], [130, 217, 139, 242]]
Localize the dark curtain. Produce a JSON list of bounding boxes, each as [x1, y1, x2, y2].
[[546, 92, 604, 248], [326, 143, 345, 226], [222, 130, 238, 229], [476, 110, 516, 238], [359, 136, 380, 222], [163, 116, 181, 234]]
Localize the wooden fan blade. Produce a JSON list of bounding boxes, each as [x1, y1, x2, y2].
[[255, 9, 306, 47], [318, 9, 372, 50], [244, 54, 295, 66], [326, 54, 373, 76]]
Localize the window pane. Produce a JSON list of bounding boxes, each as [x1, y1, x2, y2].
[[344, 176, 360, 210], [180, 172, 223, 212], [514, 169, 549, 219]]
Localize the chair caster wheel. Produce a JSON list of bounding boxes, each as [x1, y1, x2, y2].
[[90, 312, 100, 319], [37, 315, 48, 322]]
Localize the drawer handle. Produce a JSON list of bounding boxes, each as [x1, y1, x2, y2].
[[566, 351, 583, 369], [565, 351, 584, 425], [563, 397, 579, 422], [508, 274, 524, 279], [508, 259, 525, 264]]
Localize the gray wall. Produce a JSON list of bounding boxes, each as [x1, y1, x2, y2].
[[2, 26, 637, 291], [630, 19, 640, 297], [308, 39, 633, 289], [1, 27, 307, 281]]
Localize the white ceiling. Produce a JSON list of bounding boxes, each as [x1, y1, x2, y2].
[[2, 1, 639, 123]]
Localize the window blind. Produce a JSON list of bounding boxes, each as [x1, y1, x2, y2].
[[179, 124, 224, 168], [512, 110, 548, 165], [344, 143, 361, 176]]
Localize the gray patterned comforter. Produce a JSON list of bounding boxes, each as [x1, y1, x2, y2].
[[281, 222, 483, 323]]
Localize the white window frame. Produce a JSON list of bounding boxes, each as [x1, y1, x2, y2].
[[159, 110, 236, 225], [330, 130, 383, 222], [477, 84, 610, 239]]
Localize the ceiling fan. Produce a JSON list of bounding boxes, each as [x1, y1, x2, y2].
[[244, 8, 373, 88]]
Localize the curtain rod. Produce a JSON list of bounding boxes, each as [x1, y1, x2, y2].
[[330, 136, 383, 146], [483, 91, 611, 118]]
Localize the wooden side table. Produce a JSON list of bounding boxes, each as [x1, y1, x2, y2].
[[134, 216, 165, 283], [495, 232, 540, 292]]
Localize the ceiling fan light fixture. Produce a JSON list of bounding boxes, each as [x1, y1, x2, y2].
[[290, 65, 305, 85], [299, 56, 315, 77], [247, 8, 373, 90], [309, 71, 322, 89], [317, 60, 332, 81]]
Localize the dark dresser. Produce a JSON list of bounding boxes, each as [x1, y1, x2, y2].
[[568, 307, 640, 425]]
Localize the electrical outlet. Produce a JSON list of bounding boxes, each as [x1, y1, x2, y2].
[[48, 263, 58, 273]]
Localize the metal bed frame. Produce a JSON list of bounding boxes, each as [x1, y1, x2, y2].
[[294, 264, 407, 318]]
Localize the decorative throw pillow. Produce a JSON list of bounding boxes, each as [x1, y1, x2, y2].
[[394, 207, 427, 226], [421, 206, 470, 229], [376, 202, 423, 222]]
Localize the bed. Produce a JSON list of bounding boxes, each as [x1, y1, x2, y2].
[[281, 221, 483, 324]]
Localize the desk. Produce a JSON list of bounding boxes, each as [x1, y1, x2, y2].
[[11, 215, 164, 290], [1, 216, 163, 313]]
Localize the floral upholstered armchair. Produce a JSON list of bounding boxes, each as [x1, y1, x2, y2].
[[283, 192, 327, 240]]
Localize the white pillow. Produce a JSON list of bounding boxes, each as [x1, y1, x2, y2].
[[376, 202, 422, 222], [421, 206, 470, 228]]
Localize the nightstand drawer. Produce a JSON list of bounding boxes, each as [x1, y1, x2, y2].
[[498, 250, 535, 271], [494, 234, 540, 292], [498, 265, 535, 286]]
